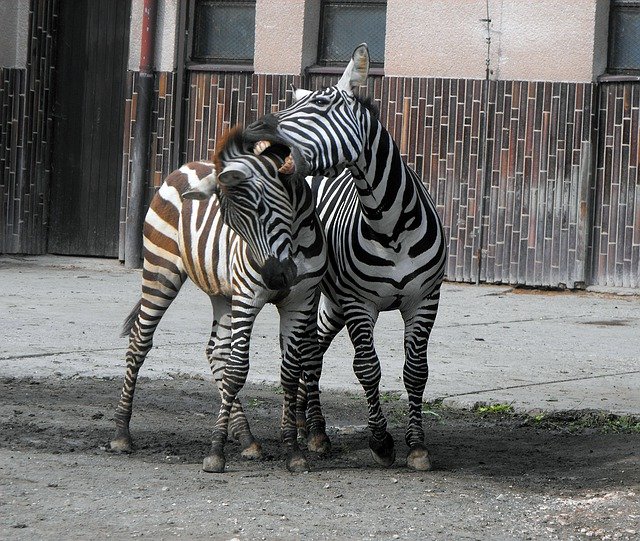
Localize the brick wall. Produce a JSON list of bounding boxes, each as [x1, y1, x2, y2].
[[119, 70, 177, 260], [590, 82, 640, 289], [0, 0, 56, 254], [119, 71, 639, 289]]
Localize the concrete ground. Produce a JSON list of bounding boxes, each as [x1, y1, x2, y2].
[[0, 255, 638, 416]]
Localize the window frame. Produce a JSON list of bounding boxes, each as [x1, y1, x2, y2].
[[315, 0, 387, 70], [606, 0, 640, 77], [186, 0, 256, 72]]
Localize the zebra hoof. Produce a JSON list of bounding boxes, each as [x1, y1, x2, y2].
[[240, 441, 263, 460], [369, 432, 396, 467], [407, 444, 432, 471], [109, 436, 132, 453], [307, 431, 331, 455], [202, 453, 226, 473], [286, 451, 309, 473]]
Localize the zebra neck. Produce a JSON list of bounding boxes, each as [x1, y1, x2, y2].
[[350, 120, 428, 240]]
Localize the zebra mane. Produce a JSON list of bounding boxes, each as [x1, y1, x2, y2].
[[213, 125, 246, 172], [354, 95, 380, 120]]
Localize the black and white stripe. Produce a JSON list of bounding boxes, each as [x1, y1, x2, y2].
[[111, 127, 329, 472], [247, 44, 447, 470]]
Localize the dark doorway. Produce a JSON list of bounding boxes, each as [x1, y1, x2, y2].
[[48, 0, 131, 257]]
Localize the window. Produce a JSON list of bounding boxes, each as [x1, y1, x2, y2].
[[191, 0, 256, 65], [608, 0, 640, 74], [317, 0, 386, 67]]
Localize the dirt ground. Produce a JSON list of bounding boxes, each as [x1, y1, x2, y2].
[[1, 376, 638, 541]]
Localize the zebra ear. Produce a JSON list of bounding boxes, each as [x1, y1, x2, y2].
[[183, 172, 217, 200], [292, 85, 312, 103], [218, 162, 251, 187], [337, 43, 369, 93]]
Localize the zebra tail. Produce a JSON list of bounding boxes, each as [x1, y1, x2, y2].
[[120, 299, 142, 338]]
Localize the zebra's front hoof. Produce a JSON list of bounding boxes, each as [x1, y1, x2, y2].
[[110, 434, 133, 453], [407, 444, 432, 471], [240, 441, 263, 460], [202, 453, 226, 473], [369, 432, 395, 467], [286, 451, 309, 473], [307, 430, 331, 455]]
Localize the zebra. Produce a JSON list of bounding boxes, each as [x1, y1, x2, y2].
[[110, 126, 330, 472], [245, 44, 447, 470]]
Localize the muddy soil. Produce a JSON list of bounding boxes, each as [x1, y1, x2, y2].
[[1, 376, 638, 540]]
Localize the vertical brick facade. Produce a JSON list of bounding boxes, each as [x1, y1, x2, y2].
[[590, 82, 640, 289], [102, 71, 640, 290], [135, 71, 599, 288], [119, 71, 178, 260], [0, 0, 57, 254]]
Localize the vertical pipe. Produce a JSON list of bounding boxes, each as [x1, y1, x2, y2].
[[476, 1, 492, 284], [124, 0, 158, 269]]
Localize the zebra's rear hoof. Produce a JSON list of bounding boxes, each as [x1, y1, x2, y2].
[[110, 436, 132, 453], [307, 430, 331, 455], [369, 432, 395, 467], [286, 451, 309, 473], [202, 453, 226, 473], [240, 441, 263, 460], [407, 444, 432, 471]]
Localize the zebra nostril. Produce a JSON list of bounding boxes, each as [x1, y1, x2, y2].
[[260, 256, 297, 291], [248, 114, 278, 133]]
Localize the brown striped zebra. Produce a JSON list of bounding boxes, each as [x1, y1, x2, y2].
[[110, 127, 330, 472]]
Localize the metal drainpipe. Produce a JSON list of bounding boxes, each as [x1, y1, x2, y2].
[[125, 0, 158, 269], [476, 2, 492, 284]]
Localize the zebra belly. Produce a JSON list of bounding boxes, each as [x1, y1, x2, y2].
[[321, 219, 445, 312], [322, 257, 439, 312]]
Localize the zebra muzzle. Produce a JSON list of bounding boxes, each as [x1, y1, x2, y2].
[[246, 117, 310, 177], [260, 256, 297, 291]]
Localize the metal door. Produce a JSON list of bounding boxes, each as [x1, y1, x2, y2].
[[48, 0, 131, 256]]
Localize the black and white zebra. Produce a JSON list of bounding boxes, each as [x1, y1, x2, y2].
[[110, 126, 330, 472], [246, 44, 447, 470]]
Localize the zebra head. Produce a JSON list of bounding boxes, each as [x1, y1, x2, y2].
[[184, 127, 304, 291], [245, 43, 371, 178]]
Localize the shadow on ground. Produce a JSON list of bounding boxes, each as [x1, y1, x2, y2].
[[2, 376, 637, 494]]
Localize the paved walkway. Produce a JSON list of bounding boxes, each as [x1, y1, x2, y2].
[[1, 255, 638, 415]]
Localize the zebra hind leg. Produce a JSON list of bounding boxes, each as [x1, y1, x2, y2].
[[401, 298, 440, 471], [110, 300, 148, 452], [111, 267, 185, 452], [206, 297, 262, 460], [345, 307, 395, 467]]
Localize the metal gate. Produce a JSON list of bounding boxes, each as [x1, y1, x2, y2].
[[48, 0, 131, 257]]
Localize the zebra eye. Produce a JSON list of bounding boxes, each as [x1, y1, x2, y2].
[[311, 96, 331, 106]]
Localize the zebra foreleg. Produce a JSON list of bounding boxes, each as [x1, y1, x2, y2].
[[203, 305, 257, 473], [345, 306, 395, 467], [295, 296, 344, 444], [278, 300, 330, 471], [207, 297, 262, 459], [401, 299, 439, 471]]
